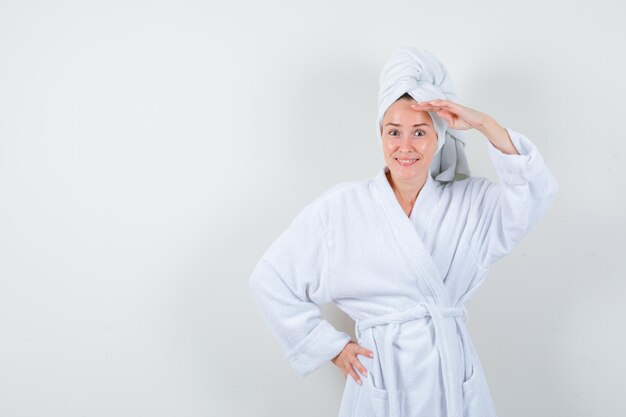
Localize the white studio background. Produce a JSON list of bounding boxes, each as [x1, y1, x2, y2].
[[0, 1, 624, 416]]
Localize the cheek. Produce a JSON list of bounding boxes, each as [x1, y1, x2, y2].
[[416, 138, 437, 153], [428, 135, 439, 150]]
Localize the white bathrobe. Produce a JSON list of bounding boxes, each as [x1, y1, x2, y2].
[[248, 127, 559, 417]]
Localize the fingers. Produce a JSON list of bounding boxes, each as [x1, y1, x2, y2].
[[410, 100, 481, 132], [335, 343, 375, 385], [351, 345, 374, 383], [437, 109, 455, 125], [348, 366, 362, 385], [356, 345, 374, 357], [410, 103, 436, 111], [411, 99, 459, 113], [411, 104, 443, 113], [411, 102, 460, 127], [351, 356, 368, 378], [414, 99, 458, 108]]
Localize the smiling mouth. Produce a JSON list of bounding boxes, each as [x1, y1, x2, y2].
[[395, 157, 419, 167]]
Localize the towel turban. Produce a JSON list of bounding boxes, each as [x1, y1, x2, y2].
[[376, 47, 471, 182]]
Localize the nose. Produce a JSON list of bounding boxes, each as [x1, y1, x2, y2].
[[398, 134, 414, 151]]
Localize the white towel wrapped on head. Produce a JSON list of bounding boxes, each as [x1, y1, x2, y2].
[[376, 47, 471, 182]]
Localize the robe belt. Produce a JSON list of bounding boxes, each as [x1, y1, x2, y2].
[[355, 303, 468, 417]]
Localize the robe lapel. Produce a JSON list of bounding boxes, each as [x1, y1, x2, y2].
[[371, 165, 452, 306], [408, 168, 437, 222]]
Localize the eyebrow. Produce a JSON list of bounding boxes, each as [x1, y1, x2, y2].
[[384, 123, 430, 127]]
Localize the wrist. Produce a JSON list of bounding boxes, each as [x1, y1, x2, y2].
[[478, 117, 519, 155], [476, 115, 501, 138]]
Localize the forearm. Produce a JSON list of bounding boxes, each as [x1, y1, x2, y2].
[[476, 116, 520, 155]]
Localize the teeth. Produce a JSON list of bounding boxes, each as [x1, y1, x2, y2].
[[397, 158, 417, 163]]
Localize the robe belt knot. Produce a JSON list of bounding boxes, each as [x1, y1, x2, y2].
[[354, 302, 468, 417]]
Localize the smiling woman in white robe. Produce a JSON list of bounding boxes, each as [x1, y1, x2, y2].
[[248, 48, 559, 417]]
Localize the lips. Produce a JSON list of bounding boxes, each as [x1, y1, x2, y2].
[[395, 157, 419, 167]]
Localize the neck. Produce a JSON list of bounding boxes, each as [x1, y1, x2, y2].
[[385, 168, 428, 204]]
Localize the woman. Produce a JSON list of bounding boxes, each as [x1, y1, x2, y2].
[[248, 48, 559, 417]]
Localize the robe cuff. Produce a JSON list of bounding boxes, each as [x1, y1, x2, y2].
[[485, 127, 545, 185], [285, 319, 352, 378]]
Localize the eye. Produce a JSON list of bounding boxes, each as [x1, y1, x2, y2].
[[414, 130, 425, 137], [388, 129, 398, 136]]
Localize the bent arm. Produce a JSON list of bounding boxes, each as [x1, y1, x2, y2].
[[248, 202, 351, 378], [466, 126, 560, 269]]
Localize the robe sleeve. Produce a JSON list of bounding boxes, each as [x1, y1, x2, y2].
[[248, 201, 352, 378], [466, 127, 560, 269]]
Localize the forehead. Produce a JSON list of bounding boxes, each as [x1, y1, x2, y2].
[[383, 99, 433, 125]]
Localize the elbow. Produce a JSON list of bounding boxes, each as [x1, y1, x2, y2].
[[248, 257, 281, 304]]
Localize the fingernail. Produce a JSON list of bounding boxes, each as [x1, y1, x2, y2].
[[357, 379, 362, 385]]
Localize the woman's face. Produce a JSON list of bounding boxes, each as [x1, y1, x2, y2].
[[381, 98, 439, 183]]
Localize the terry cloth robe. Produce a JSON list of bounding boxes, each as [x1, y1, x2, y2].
[[248, 127, 559, 417]]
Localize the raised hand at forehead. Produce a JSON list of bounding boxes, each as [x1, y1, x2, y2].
[[411, 99, 489, 131]]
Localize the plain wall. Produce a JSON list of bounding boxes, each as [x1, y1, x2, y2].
[[1, 1, 624, 416]]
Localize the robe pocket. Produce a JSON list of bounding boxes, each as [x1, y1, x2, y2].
[[462, 364, 480, 394], [365, 379, 391, 417], [461, 365, 483, 417]]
